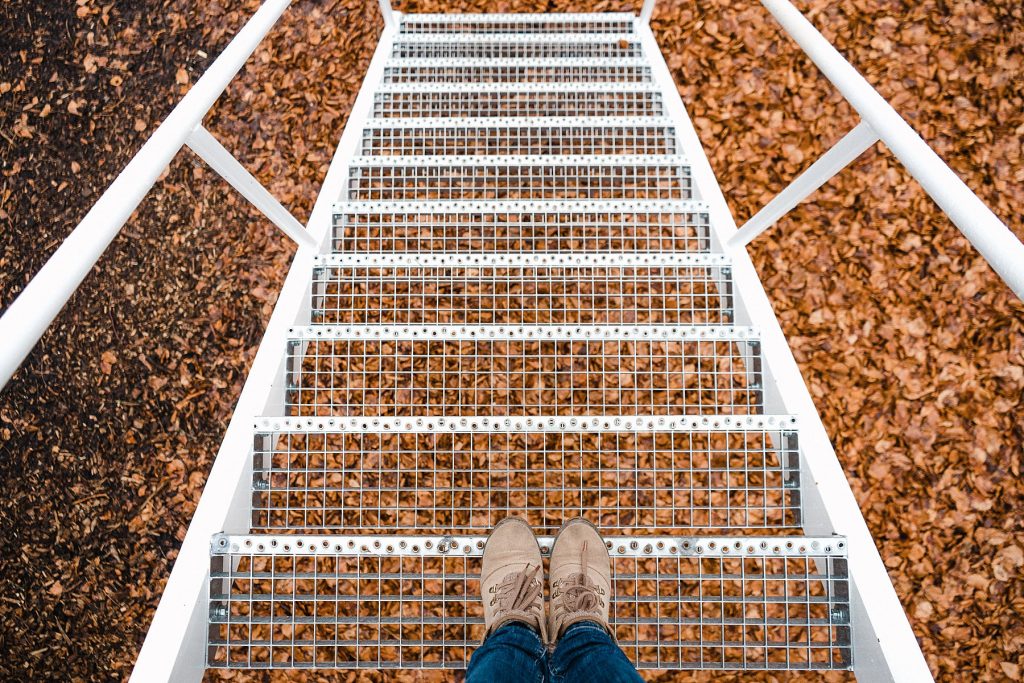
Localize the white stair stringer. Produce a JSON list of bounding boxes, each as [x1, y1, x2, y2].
[[130, 10, 930, 682]]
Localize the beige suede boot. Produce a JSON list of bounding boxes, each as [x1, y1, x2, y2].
[[548, 518, 612, 640], [480, 517, 547, 642]]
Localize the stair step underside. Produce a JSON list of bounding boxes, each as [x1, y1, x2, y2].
[[250, 414, 801, 532], [331, 200, 711, 254], [207, 533, 851, 671], [283, 324, 762, 418]]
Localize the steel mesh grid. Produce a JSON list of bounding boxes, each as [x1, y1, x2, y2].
[[381, 64, 653, 84], [208, 534, 851, 670], [331, 202, 711, 253], [345, 160, 691, 201], [311, 260, 731, 325], [283, 326, 762, 418], [399, 16, 636, 35], [250, 423, 801, 532], [371, 90, 663, 118], [359, 122, 677, 156], [392, 41, 642, 60]]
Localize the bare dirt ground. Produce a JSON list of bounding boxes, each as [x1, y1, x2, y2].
[[0, 0, 1021, 680]]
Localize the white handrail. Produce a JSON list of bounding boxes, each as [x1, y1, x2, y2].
[[754, 0, 1024, 299], [0, 0, 294, 390]]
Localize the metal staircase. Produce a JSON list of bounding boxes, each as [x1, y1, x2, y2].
[[0, 1, 1008, 681], [202, 11, 857, 673]]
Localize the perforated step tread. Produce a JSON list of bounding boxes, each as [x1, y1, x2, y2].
[[208, 533, 851, 671]]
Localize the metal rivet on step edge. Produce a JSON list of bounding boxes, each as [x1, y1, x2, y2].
[[830, 606, 849, 623]]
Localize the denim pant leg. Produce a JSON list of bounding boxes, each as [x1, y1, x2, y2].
[[466, 622, 548, 683], [548, 622, 643, 683]]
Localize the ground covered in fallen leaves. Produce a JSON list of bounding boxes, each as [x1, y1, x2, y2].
[[0, 0, 1021, 680]]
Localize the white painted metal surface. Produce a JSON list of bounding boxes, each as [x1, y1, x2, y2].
[[185, 125, 318, 249], [731, 120, 880, 247]]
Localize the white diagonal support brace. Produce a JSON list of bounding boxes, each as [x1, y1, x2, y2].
[[186, 125, 318, 250], [729, 120, 879, 248]]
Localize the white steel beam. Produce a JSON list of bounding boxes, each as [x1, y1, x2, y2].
[[287, 323, 756, 341], [334, 199, 707, 213], [395, 33, 636, 44], [314, 252, 728, 267], [400, 12, 637, 23], [186, 125, 318, 250], [374, 82, 660, 93], [362, 116, 675, 129], [348, 154, 688, 167], [385, 57, 650, 67], [730, 120, 879, 248], [213, 533, 844, 558]]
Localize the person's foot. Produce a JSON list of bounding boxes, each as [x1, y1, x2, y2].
[[480, 517, 547, 641], [548, 518, 612, 640]]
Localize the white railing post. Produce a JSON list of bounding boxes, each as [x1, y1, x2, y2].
[[185, 125, 318, 250], [0, 0, 293, 391], [379, 0, 396, 28], [730, 120, 879, 248], [639, 0, 657, 24], [761, 0, 1024, 299]]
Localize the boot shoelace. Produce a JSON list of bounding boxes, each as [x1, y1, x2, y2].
[[552, 541, 606, 616], [489, 563, 543, 619]]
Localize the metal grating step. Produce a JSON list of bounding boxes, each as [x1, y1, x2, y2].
[[398, 13, 637, 35], [282, 325, 762, 418], [359, 117, 678, 156], [345, 155, 691, 201], [392, 35, 642, 60], [250, 415, 802, 532], [375, 82, 660, 92], [208, 533, 851, 671], [372, 87, 663, 119], [382, 60, 652, 84], [310, 253, 732, 325], [331, 200, 712, 254]]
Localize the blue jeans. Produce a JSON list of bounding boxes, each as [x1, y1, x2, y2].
[[466, 621, 643, 683]]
